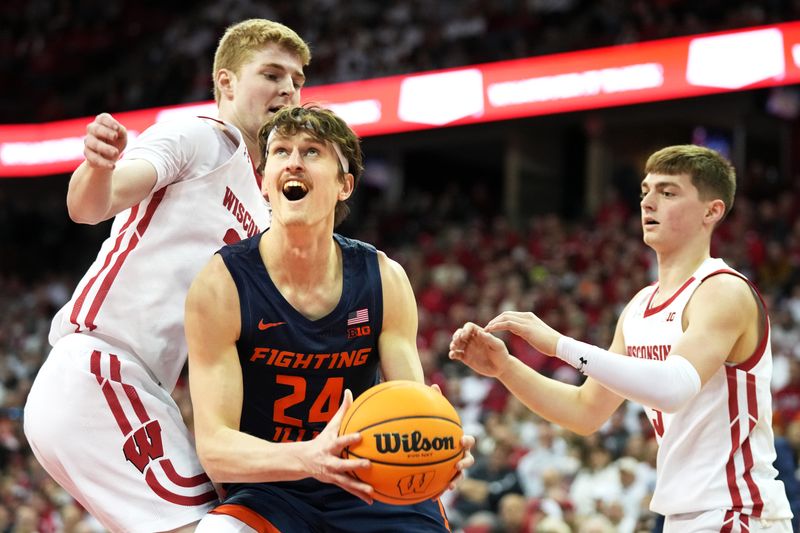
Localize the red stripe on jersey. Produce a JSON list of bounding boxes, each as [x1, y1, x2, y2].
[[101, 380, 133, 436], [69, 205, 140, 331], [720, 509, 734, 533], [725, 368, 745, 512], [84, 188, 167, 330], [643, 277, 695, 317], [159, 459, 212, 488], [90, 350, 102, 384], [742, 373, 763, 516], [144, 469, 218, 506], [109, 353, 122, 382], [123, 382, 150, 425]]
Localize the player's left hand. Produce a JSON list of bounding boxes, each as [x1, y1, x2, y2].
[[429, 384, 476, 496], [484, 311, 562, 356]]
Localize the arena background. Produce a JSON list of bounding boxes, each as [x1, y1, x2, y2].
[[2, 2, 800, 531]]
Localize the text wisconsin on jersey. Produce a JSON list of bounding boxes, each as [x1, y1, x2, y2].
[[250, 347, 372, 369], [223, 186, 261, 238], [627, 344, 671, 360]]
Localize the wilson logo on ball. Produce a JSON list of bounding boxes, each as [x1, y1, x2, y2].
[[373, 431, 456, 454]]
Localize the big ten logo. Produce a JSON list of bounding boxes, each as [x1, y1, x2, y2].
[[347, 325, 371, 339], [123, 419, 165, 473], [397, 470, 436, 495]]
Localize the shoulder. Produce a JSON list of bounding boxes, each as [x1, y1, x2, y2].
[[376, 250, 408, 284], [186, 254, 236, 311], [131, 117, 226, 154], [689, 273, 756, 322]]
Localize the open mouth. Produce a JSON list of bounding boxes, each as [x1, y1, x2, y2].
[[268, 105, 284, 114], [283, 180, 308, 201]]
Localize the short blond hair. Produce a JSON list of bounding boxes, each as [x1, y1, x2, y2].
[[212, 19, 311, 103]]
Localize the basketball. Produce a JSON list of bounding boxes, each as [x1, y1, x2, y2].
[[339, 380, 464, 505]]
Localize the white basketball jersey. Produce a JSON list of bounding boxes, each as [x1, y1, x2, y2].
[[50, 117, 270, 392], [622, 257, 792, 519]]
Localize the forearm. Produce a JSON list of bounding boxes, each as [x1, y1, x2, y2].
[[555, 337, 701, 413], [496, 357, 605, 435], [197, 426, 312, 483], [67, 162, 114, 224]]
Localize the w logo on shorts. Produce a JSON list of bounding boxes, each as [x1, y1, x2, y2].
[[397, 471, 436, 496], [90, 350, 218, 506], [123, 419, 165, 473]]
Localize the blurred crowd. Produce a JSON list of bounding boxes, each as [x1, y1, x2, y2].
[[1, 177, 800, 531], [2, 0, 798, 122]]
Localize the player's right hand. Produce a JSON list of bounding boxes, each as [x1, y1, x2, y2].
[[83, 113, 128, 170], [302, 389, 374, 504], [448, 322, 513, 378]]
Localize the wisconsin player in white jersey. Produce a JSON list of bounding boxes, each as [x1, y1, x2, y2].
[[449, 145, 793, 532], [23, 19, 310, 533]]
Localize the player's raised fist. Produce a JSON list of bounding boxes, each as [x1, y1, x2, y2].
[[83, 113, 128, 169]]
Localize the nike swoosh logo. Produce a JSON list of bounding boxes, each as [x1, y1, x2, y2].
[[258, 320, 286, 331]]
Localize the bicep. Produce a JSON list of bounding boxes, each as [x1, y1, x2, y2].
[[377, 252, 424, 382], [671, 276, 752, 384], [107, 159, 158, 215], [185, 256, 244, 442]]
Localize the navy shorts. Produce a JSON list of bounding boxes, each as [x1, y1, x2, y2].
[[214, 479, 451, 532]]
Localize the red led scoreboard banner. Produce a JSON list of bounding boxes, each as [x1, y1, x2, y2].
[[3, 21, 800, 177]]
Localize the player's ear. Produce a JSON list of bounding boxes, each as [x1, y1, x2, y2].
[[705, 198, 725, 225], [338, 173, 354, 202], [216, 69, 236, 101]]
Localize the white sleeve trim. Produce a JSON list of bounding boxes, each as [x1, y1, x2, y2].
[[556, 336, 702, 413]]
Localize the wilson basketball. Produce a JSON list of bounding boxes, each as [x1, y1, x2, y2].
[[340, 380, 464, 505]]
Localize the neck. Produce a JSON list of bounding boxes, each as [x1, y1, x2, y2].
[[242, 132, 262, 169], [655, 243, 710, 293], [261, 227, 338, 287]]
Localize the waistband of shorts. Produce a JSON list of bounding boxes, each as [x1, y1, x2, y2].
[[53, 333, 161, 384]]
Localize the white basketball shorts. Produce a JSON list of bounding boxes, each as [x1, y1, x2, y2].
[[24, 334, 218, 532], [664, 508, 793, 533]]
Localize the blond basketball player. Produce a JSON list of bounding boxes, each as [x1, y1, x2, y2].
[[450, 145, 793, 532], [23, 20, 309, 533]]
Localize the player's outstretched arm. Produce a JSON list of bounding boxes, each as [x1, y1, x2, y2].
[[185, 255, 373, 502], [480, 294, 709, 415], [449, 320, 627, 435], [68, 113, 158, 224]]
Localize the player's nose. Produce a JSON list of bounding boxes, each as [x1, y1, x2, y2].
[[285, 147, 303, 170]]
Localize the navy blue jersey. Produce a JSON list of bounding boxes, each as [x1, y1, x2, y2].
[[213, 232, 450, 531], [218, 231, 382, 444]]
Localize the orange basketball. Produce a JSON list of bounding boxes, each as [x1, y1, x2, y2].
[[339, 380, 464, 505]]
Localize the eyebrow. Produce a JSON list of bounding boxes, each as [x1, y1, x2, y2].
[[641, 179, 680, 190]]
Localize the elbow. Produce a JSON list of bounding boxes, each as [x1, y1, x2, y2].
[[651, 394, 695, 414], [67, 203, 102, 225], [196, 443, 226, 483]]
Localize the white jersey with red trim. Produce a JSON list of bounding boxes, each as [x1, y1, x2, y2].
[[622, 257, 791, 519], [49, 117, 269, 392]]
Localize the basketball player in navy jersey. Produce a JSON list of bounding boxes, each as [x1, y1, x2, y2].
[[185, 105, 474, 532]]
